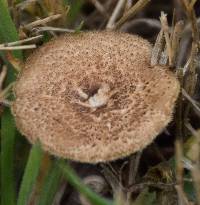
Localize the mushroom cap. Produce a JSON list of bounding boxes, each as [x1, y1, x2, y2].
[[12, 31, 180, 163]]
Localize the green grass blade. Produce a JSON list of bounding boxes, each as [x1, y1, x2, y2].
[[132, 188, 156, 205], [58, 160, 113, 205], [0, 0, 22, 59], [37, 160, 63, 205], [0, 2, 23, 205], [17, 142, 43, 205], [64, 0, 83, 23], [1, 108, 16, 205]]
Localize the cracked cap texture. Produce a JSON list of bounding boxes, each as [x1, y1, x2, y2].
[[12, 31, 180, 163]]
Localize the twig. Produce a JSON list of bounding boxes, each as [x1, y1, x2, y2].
[[23, 14, 62, 30], [89, 0, 108, 18], [106, 0, 126, 29], [0, 45, 36, 50], [114, 0, 151, 29]]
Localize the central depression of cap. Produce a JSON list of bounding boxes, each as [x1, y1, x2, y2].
[[12, 31, 180, 163]]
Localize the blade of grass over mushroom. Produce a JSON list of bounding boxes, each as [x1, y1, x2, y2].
[[17, 142, 43, 205], [0, 1, 23, 205], [37, 160, 63, 205], [58, 160, 113, 205]]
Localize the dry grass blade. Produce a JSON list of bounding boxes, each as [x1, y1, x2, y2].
[[127, 152, 142, 205], [0, 65, 10, 106], [89, 0, 108, 18], [182, 88, 200, 115], [151, 29, 164, 66], [175, 140, 184, 187], [183, 0, 199, 43], [1, 35, 43, 47], [184, 123, 200, 166], [189, 0, 198, 9], [0, 45, 36, 50], [159, 45, 168, 65], [106, 0, 126, 29], [175, 140, 190, 205], [23, 14, 62, 30], [128, 152, 142, 186], [100, 164, 120, 193], [114, 0, 151, 29], [125, 0, 133, 11], [0, 65, 7, 90], [160, 12, 172, 66], [0, 82, 15, 99], [175, 185, 190, 205], [184, 42, 198, 94], [180, 0, 199, 107], [5, 52, 23, 72], [183, 123, 200, 205], [32, 27, 75, 34], [191, 165, 200, 205], [183, 58, 191, 74], [171, 21, 184, 67]]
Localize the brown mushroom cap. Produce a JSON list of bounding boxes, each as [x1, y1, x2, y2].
[[12, 31, 180, 163]]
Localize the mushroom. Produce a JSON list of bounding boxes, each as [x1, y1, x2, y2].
[[12, 31, 180, 163]]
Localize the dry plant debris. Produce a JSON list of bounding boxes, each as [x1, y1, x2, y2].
[[12, 31, 179, 163]]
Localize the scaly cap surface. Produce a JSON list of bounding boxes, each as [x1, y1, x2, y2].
[[12, 31, 180, 163]]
